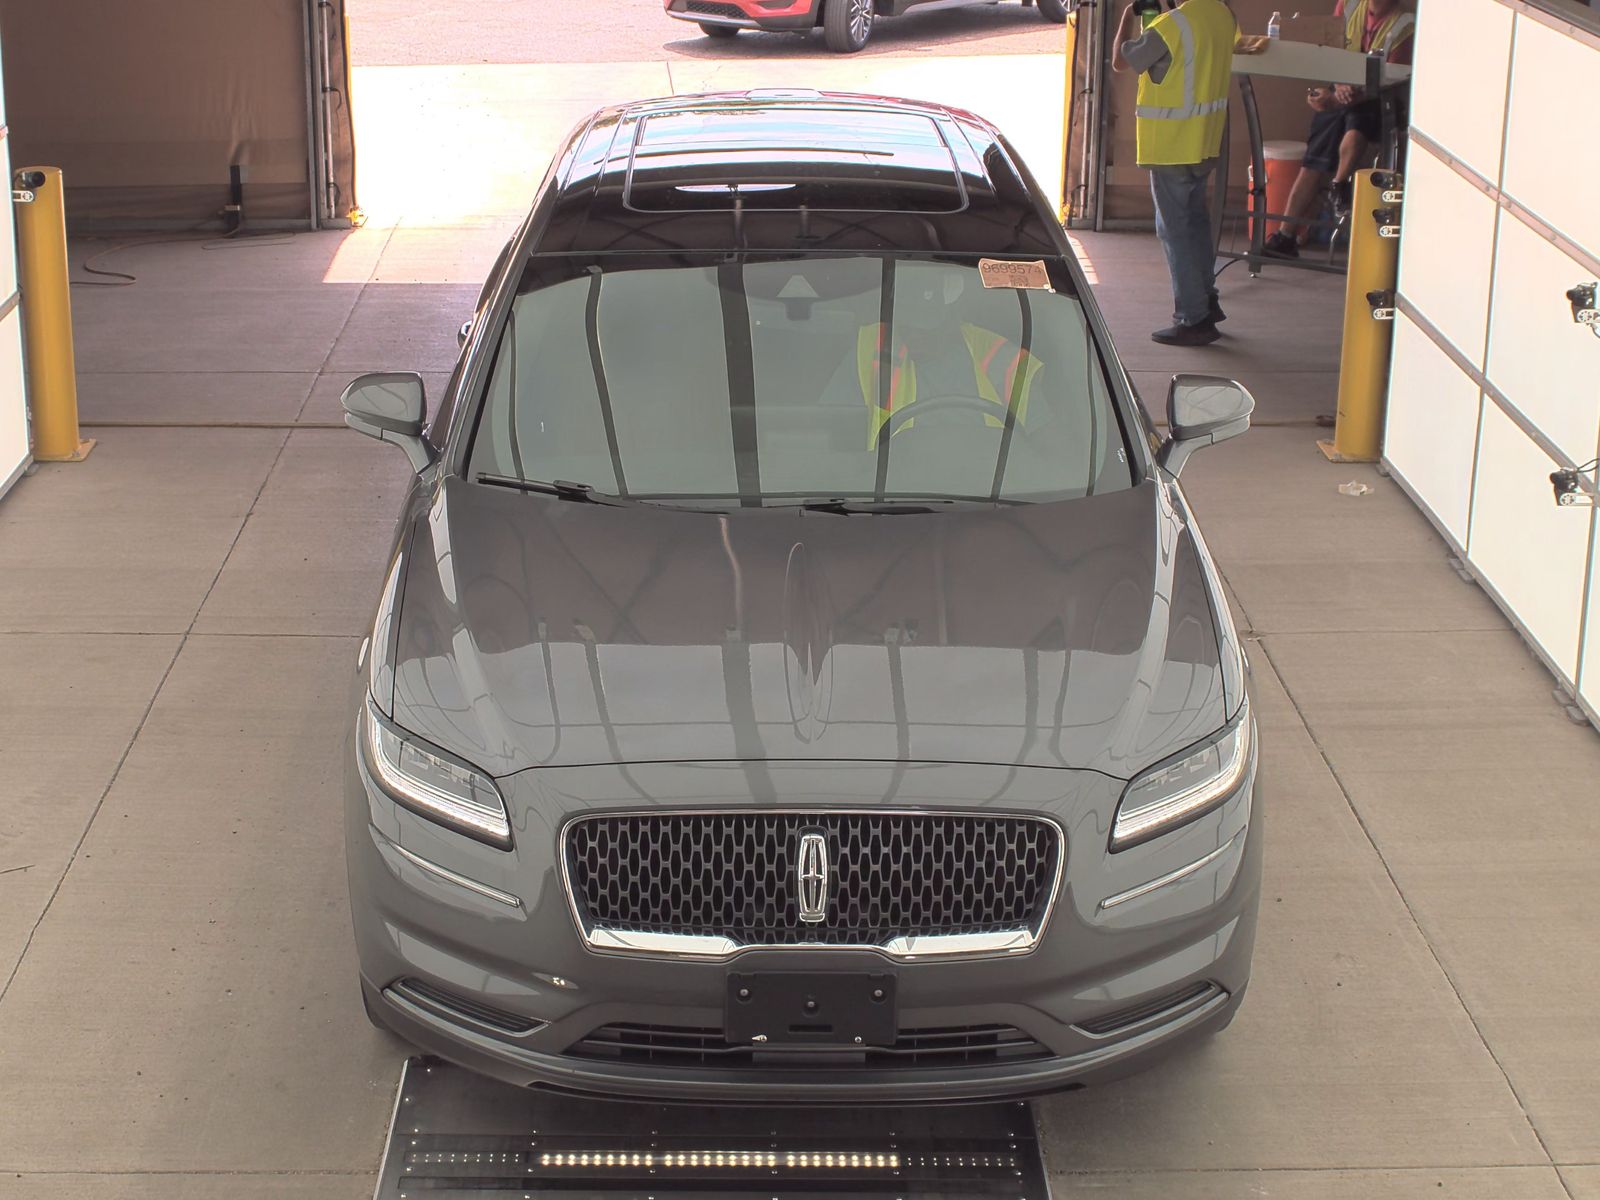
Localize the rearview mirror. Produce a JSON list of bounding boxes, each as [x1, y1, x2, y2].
[[341, 372, 435, 473], [1157, 374, 1255, 477]]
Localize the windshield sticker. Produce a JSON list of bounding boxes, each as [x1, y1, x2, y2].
[[978, 259, 1054, 292]]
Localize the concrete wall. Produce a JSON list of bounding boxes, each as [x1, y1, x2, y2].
[[0, 31, 27, 499], [1384, 0, 1600, 724]]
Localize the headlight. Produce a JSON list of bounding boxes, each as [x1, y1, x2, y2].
[[1111, 700, 1253, 851], [360, 697, 512, 849]]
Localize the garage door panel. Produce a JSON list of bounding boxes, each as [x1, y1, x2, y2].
[[1583, 519, 1600, 715], [1466, 404, 1589, 684], [0, 152, 16, 300], [1384, 313, 1482, 547], [1487, 216, 1600, 466], [0, 311, 28, 494], [1502, 16, 1600, 264], [0, 44, 13, 299], [1408, 0, 1515, 173], [0, 25, 29, 502], [1395, 149, 1498, 364]]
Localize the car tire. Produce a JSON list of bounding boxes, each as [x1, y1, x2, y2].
[[698, 21, 740, 37], [823, 0, 873, 52], [1036, 0, 1068, 21]]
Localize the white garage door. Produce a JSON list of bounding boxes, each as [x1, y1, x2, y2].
[[1384, 0, 1600, 727], [0, 39, 29, 499]]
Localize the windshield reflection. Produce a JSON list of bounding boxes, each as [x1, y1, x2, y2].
[[468, 255, 1131, 508]]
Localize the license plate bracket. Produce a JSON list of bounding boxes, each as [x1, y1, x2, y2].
[[726, 971, 897, 1047]]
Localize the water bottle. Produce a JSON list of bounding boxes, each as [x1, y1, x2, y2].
[[1267, 10, 1281, 38]]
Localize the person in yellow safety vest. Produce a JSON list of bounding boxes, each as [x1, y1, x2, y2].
[[853, 277, 1043, 450], [1112, 0, 1239, 347], [1263, 0, 1415, 258]]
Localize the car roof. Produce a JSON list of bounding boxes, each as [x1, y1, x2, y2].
[[533, 91, 1064, 257]]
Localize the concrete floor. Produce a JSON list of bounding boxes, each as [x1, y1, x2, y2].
[[2, 27, 1600, 1200]]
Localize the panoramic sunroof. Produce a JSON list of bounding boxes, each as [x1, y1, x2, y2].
[[622, 107, 967, 214]]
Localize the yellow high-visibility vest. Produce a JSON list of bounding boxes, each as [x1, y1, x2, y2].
[[1134, 0, 1238, 168], [1343, 0, 1415, 56], [856, 323, 1043, 449]]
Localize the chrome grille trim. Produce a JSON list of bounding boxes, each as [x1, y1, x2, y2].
[[560, 809, 1064, 962], [1098, 829, 1244, 912], [384, 838, 523, 909]]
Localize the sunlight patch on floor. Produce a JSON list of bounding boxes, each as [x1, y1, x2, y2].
[[346, 57, 1064, 227]]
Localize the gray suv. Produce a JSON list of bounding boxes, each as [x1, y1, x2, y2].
[[342, 91, 1261, 1102]]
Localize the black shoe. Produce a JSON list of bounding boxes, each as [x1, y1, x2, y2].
[[1331, 178, 1354, 220], [1209, 297, 1227, 324], [1151, 319, 1221, 347], [1262, 231, 1299, 259]]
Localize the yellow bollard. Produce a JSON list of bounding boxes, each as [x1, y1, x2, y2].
[[15, 166, 93, 462], [1059, 7, 1079, 226], [1320, 168, 1400, 463]]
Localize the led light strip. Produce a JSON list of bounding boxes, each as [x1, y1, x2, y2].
[[537, 1150, 900, 1170]]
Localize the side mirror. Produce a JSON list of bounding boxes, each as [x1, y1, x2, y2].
[[458, 318, 473, 347], [341, 372, 435, 473], [1157, 374, 1255, 477]]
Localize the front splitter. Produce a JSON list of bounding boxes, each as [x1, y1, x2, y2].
[[375, 1055, 1052, 1198]]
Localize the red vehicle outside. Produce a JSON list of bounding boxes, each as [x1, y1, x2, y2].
[[663, 0, 1067, 53]]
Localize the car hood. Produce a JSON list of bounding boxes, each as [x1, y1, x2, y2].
[[384, 476, 1231, 781]]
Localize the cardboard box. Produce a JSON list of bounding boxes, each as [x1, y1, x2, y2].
[[1278, 14, 1346, 48]]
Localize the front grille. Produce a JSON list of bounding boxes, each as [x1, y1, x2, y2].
[[566, 812, 1059, 947], [569, 1022, 1052, 1069], [685, 1, 744, 16]]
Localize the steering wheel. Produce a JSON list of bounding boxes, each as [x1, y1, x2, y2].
[[880, 393, 1027, 441]]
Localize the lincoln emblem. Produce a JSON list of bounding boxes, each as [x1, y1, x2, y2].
[[796, 831, 829, 924]]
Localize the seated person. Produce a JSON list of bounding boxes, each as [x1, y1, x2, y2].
[[855, 273, 1043, 451], [1263, 0, 1415, 259]]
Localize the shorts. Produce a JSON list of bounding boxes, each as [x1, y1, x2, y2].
[[1303, 100, 1382, 174]]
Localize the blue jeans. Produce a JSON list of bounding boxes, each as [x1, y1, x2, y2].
[[1149, 162, 1219, 327]]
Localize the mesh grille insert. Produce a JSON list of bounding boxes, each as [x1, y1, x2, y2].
[[685, 1, 745, 16], [569, 1022, 1053, 1069], [566, 812, 1059, 946]]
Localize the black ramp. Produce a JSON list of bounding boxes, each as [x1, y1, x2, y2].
[[375, 1056, 1051, 1199]]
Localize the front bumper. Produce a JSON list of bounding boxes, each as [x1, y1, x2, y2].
[[347, 750, 1263, 1102], [363, 971, 1248, 1102], [663, 0, 820, 33]]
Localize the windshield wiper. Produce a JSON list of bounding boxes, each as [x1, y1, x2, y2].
[[478, 476, 734, 513], [783, 497, 1021, 515], [797, 499, 947, 515], [475, 474, 630, 506]]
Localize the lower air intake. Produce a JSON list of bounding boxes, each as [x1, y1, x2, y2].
[[1074, 982, 1222, 1037], [391, 978, 542, 1036], [568, 1022, 1052, 1069]]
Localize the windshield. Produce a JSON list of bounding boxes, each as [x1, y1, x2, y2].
[[466, 255, 1134, 507]]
